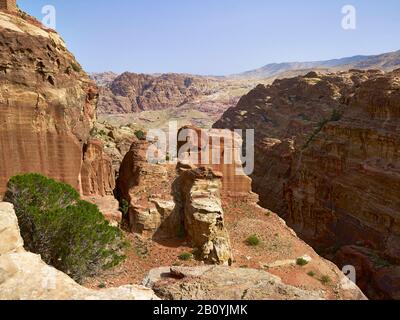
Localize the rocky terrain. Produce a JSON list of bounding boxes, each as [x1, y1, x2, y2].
[[0, 11, 113, 198], [0, 6, 388, 301], [95, 72, 262, 115], [93, 72, 272, 132], [77, 128, 366, 301], [214, 69, 400, 299], [0, 202, 158, 300]]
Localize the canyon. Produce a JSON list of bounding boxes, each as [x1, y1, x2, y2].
[[214, 69, 400, 299], [0, 6, 398, 300]]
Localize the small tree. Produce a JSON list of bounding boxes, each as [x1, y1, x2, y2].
[[134, 130, 146, 140], [4, 174, 127, 282]]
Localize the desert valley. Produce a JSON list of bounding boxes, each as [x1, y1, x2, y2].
[[0, 2, 400, 302]]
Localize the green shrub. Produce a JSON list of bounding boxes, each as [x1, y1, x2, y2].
[[321, 275, 332, 285], [296, 258, 309, 266], [178, 252, 193, 261], [119, 199, 130, 217], [4, 174, 127, 283], [303, 109, 343, 149], [307, 271, 316, 277], [246, 234, 261, 247], [70, 62, 81, 73], [134, 130, 146, 140]]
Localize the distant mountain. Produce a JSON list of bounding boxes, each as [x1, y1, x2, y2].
[[233, 50, 400, 79]]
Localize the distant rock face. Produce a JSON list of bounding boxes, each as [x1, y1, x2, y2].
[[214, 69, 400, 298], [144, 266, 366, 300], [177, 166, 233, 265], [0, 202, 158, 300], [97, 72, 214, 113], [0, 12, 114, 198]]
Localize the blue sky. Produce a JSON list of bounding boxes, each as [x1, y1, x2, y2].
[[19, 0, 400, 75]]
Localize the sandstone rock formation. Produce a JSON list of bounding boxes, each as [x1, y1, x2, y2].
[[177, 166, 233, 265], [91, 121, 138, 177], [116, 140, 233, 264], [97, 72, 216, 113], [214, 69, 400, 299], [0, 202, 158, 300], [177, 126, 256, 200], [144, 266, 366, 300], [116, 140, 180, 237], [81, 139, 115, 197], [0, 11, 112, 198]]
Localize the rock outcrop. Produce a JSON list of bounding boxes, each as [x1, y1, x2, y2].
[[177, 126, 256, 200], [117, 140, 233, 264], [0, 11, 111, 198], [117, 140, 180, 238], [81, 139, 115, 197], [0, 202, 158, 300], [177, 166, 233, 265], [214, 69, 400, 299], [144, 266, 366, 300], [90, 121, 138, 177]]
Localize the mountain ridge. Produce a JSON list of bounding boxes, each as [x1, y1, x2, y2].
[[231, 50, 400, 79]]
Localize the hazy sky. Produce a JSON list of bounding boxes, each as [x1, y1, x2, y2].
[[19, 0, 400, 75]]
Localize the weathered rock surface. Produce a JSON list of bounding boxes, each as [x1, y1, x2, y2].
[[116, 140, 233, 264], [177, 167, 233, 265], [214, 69, 400, 298], [177, 126, 257, 200], [91, 121, 138, 177], [95, 72, 260, 115], [144, 266, 365, 300], [0, 202, 158, 300], [0, 11, 112, 198], [117, 140, 180, 237], [81, 139, 115, 197]]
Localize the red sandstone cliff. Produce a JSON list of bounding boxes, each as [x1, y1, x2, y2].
[[214, 69, 400, 299], [0, 11, 113, 197]]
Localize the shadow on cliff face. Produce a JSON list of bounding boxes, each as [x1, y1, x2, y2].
[[213, 70, 400, 299]]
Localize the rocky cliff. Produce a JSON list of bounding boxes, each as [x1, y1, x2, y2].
[[0, 11, 113, 198], [0, 202, 158, 300], [214, 69, 400, 299]]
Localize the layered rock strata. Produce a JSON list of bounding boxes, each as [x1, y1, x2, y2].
[[177, 166, 233, 265], [214, 69, 400, 298], [0, 11, 112, 199]]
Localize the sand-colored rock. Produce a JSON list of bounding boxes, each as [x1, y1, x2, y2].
[[177, 166, 233, 265], [117, 140, 181, 237], [0, 202, 158, 300], [145, 266, 365, 300]]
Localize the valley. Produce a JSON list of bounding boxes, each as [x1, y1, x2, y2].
[[0, 3, 399, 301]]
